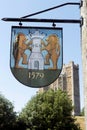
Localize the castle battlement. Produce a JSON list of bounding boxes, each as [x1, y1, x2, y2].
[[30, 31, 45, 39]]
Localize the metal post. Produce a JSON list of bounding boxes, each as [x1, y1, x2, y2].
[[20, 2, 80, 18], [81, 0, 87, 130], [2, 17, 81, 24]]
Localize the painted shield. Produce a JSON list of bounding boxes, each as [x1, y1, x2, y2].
[[10, 26, 63, 88]]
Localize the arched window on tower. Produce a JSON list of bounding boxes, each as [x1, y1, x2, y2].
[[34, 61, 39, 69]]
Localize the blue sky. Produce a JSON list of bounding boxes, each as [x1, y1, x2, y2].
[[0, 0, 83, 112]]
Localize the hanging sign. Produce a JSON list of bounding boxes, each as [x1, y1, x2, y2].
[[10, 26, 63, 87]]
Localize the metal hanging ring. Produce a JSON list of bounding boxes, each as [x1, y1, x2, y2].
[[52, 22, 56, 27], [19, 21, 22, 26]]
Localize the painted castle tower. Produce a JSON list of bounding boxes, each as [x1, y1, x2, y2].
[[28, 31, 45, 70]]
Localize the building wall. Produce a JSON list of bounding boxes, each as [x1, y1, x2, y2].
[[38, 61, 80, 115], [81, 0, 87, 129]]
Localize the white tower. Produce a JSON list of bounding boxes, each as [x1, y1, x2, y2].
[[28, 31, 45, 70], [81, 0, 87, 129]]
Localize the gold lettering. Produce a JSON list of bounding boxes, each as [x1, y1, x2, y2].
[[28, 72, 44, 79]]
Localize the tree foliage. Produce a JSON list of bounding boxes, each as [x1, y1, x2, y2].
[[19, 89, 81, 130], [80, 107, 84, 116], [0, 93, 16, 130]]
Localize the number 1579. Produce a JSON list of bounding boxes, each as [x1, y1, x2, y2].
[[28, 72, 44, 79]]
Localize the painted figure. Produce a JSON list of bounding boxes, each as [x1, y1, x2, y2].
[[13, 33, 30, 68], [41, 34, 60, 70]]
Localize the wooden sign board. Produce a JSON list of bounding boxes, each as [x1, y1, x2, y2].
[[10, 26, 63, 88]]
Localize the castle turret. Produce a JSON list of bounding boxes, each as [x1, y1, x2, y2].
[[28, 31, 45, 70]]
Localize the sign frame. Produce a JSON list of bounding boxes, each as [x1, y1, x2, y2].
[[10, 26, 63, 88]]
